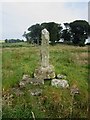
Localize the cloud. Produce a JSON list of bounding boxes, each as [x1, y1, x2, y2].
[[1, 2, 88, 39]]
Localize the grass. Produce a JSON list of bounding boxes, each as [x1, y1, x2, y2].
[[2, 43, 89, 119], [1, 42, 36, 48]]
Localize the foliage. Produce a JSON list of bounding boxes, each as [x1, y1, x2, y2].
[[23, 20, 90, 46], [61, 23, 72, 42], [70, 20, 90, 46], [23, 22, 62, 45], [28, 24, 42, 44], [5, 39, 24, 43], [23, 32, 30, 43], [61, 29, 71, 42]]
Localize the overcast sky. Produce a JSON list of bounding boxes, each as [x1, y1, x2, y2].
[[0, 1, 89, 40]]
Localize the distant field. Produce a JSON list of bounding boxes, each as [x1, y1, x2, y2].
[[1, 42, 32, 47], [0, 40, 5, 43], [2, 43, 89, 118]]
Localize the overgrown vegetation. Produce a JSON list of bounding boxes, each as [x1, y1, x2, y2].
[[2, 43, 89, 119]]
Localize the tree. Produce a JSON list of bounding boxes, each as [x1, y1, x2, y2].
[[70, 20, 90, 46], [23, 22, 62, 45], [23, 20, 90, 46], [23, 31, 30, 43], [61, 23, 72, 43], [61, 29, 71, 42], [28, 24, 41, 44], [64, 23, 70, 30], [5, 39, 8, 43]]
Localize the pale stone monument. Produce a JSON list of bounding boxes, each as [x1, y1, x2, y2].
[[41, 28, 49, 67], [34, 28, 55, 79]]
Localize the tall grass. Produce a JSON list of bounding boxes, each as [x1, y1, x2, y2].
[[2, 43, 89, 118]]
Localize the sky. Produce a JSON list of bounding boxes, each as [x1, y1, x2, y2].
[[0, 1, 89, 40]]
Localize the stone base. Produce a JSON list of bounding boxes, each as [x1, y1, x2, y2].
[[19, 75, 44, 88], [34, 65, 55, 79]]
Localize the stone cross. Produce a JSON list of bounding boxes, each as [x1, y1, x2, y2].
[[34, 28, 55, 79], [41, 28, 49, 67]]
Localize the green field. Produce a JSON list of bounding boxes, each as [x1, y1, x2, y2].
[[2, 43, 89, 118]]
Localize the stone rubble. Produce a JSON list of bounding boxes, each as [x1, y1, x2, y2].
[[57, 74, 66, 79], [30, 89, 42, 96], [51, 79, 69, 88]]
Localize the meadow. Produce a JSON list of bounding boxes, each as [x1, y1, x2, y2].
[[1, 42, 89, 119]]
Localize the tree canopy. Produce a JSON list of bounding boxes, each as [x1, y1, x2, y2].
[[70, 20, 90, 45], [23, 20, 90, 46]]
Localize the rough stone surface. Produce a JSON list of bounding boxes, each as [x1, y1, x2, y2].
[[19, 81, 26, 88], [41, 28, 49, 67], [70, 85, 79, 95], [19, 74, 44, 87], [22, 74, 30, 79], [30, 89, 42, 96], [34, 65, 55, 79], [51, 79, 69, 88], [57, 74, 66, 79], [12, 88, 24, 96], [30, 78, 44, 85], [19, 74, 30, 88]]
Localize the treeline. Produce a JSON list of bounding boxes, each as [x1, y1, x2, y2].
[[5, 39, 24, 43], [23, 20, 90, 46]]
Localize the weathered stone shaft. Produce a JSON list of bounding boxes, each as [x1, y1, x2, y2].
[[34, 28, 55, 79], [41, 29, 49, 67]]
